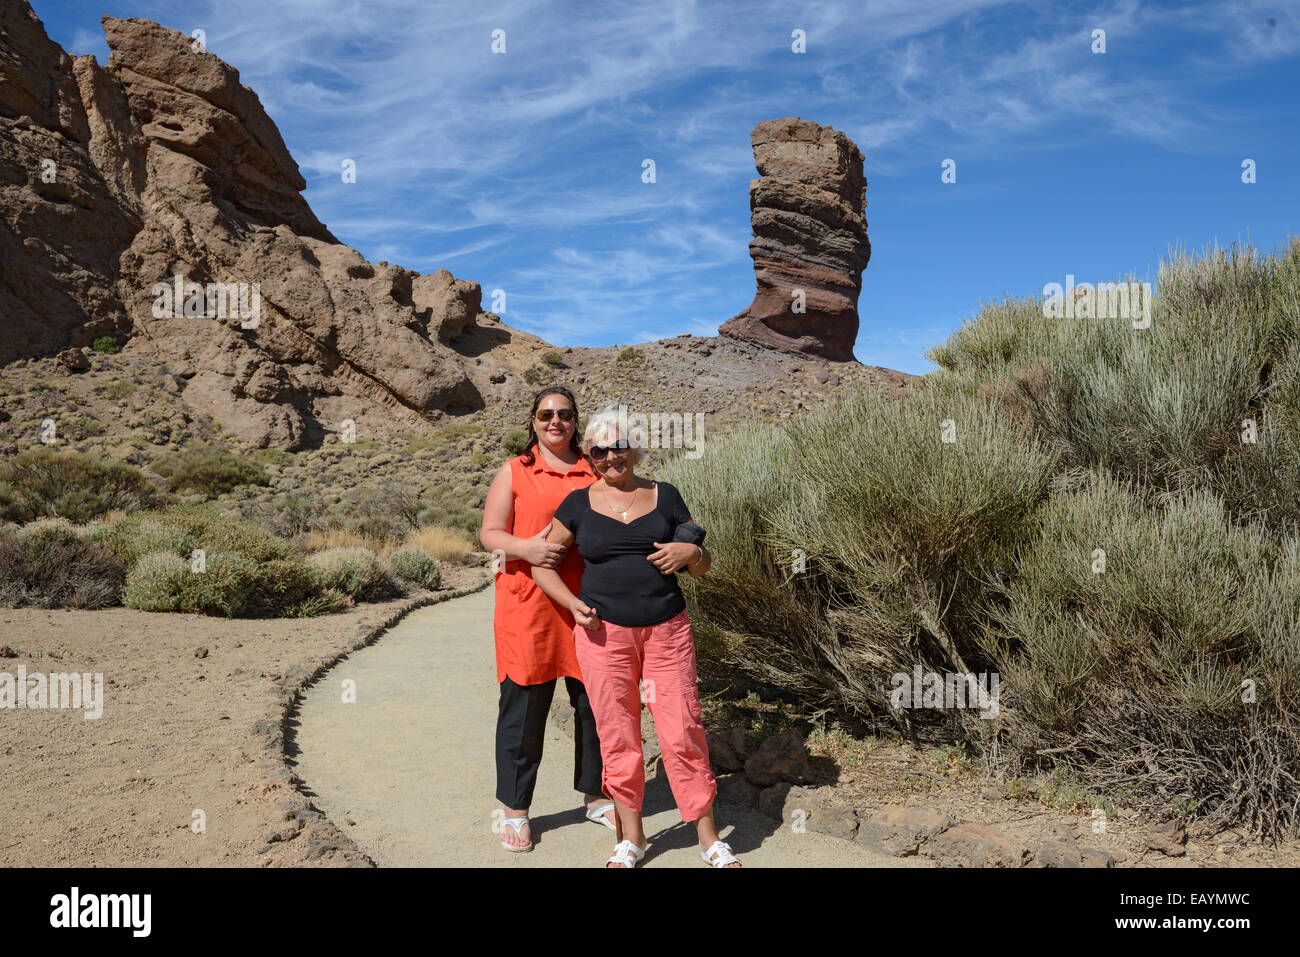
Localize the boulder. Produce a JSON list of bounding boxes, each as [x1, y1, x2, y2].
[[856, 806, 952, 857], [930, 823, 1030, 868], [743, 729, 809, 786]]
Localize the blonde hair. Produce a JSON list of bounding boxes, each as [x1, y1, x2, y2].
[[582, 403, 643, 466]]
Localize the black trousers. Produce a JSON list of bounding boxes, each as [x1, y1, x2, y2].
[[495, 675, 605, 809]]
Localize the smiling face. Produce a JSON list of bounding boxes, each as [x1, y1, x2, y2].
[[533, 392, 577, 451], [586, 430, 636, 483]]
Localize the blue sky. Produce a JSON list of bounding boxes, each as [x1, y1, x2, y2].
[[34, 0, 1300, 374]]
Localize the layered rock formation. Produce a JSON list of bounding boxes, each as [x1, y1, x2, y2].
[[1, 3, 537, 447], [719, 117, 870, 362]]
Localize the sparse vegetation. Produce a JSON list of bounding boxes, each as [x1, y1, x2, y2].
[[152, 443, 269, 497], [662, 240, 1300, 839], [0, 449, 165, 522]]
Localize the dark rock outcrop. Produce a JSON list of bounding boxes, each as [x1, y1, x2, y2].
[[719, 117, 870, 362]]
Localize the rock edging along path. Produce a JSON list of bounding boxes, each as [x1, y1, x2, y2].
[[289, 586, 926, 867]]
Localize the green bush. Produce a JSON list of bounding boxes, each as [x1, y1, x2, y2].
[[308, 547, 400, 601], [0, 449, 165, 522], [616, 346, 644, 365], [522, 365, 548, 386], [91, 336, 119, 353], [106, 519, 195, 567], [122, 550, 259, 617], [541, 349, 565, 367], [502, 428, 529, 456], [662, 239, 1300, 839], [120, 551, 188, 612], [387, 547, 442, 590], [152, 444, 268, 497]]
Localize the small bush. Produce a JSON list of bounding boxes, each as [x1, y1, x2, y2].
[[91, 336, 119, 353], [522, 365, 549, 386], [387, 547, 442, 590], [0, 524, 126, 609], [616, 346, 644, 365], [152, 444, 268, 497], [502, 429, 529, 456], [120, 551, 188, 612], [106, 519, 195, 567], [405, 525, 476, 562], [0, 449, 164, 522], [244, 557, 319, 617], [309, 547, 400, 601], [541, 350, 565, 368]]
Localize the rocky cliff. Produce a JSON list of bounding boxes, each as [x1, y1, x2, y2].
[[719, 117, 870, 362], [0, 3, 540, 448]]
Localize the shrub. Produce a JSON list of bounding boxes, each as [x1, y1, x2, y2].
[[91, 336, 119, 353], [541, 349, 565, 367], [0, 449, 164, 522], [106, 519, 195, 567], [0, 523, 126, 609], [120, 551, 188, 612], [333, 482, 422, 546], [122, 550, 259, 616], [309, 547, 400, 601], [522, 365, 548, 386], [616, 346, 644, 365], [387, 547, 442, 590], [662, 239, 1300, 838], [152, 444, 268, 497], [244, 557, 320, 617], [502, 428, 529, 456]]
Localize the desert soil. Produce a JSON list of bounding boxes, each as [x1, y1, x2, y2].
[[0, 563, 487, 867], [4, 569, 1296, 867]]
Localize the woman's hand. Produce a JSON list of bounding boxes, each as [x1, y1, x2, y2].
[[520, 526, 567, 568], [571, 598, 601, 629], [648, 541, 702, 575]]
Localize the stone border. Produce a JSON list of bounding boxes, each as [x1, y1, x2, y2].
[[266, 575, 493, 866]]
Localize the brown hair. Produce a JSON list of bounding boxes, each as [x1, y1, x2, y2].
[[519, 385, 582, 465]]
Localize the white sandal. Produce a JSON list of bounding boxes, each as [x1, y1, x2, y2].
[[499, 815, 532, 853], [585, 801, 617, 831], [700, 840, 740, 868], [606, 839, 646, 868]]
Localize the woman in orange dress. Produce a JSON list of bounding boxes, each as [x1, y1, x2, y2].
[[479, 385, 615, 851]]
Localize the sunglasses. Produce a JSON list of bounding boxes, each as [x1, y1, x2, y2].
[[588, 440, 630, 459], [535, 408, 576, 423]]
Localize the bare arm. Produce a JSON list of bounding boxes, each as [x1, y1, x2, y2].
[[531, 519, 600, 628], [479, 462, 565, 568]]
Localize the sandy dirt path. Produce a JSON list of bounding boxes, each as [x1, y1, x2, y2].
[[291, 586, 928, 868]]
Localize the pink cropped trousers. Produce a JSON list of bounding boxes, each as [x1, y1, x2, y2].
[[573, 609, 717, 822]]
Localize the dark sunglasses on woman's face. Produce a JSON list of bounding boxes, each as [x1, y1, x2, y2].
[[535, 408, 576, 422], [588, 440, 630, 459]]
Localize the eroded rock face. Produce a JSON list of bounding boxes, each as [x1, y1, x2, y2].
[[0, 3, 508, 448], [719, 117, 870, 362]]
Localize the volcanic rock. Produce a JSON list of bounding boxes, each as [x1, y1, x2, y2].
[[719, 117, 870, 362], [0, 3, 538, 448]]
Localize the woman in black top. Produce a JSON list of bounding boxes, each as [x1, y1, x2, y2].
[[533, 405, 741, 868]]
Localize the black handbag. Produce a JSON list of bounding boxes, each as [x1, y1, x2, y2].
[[671, 521, 706, 573]]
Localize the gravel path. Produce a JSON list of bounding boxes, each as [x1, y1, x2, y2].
[[292, 587, 927, 867]]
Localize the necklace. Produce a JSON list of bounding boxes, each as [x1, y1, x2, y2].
[[600, 484, 638, 520]]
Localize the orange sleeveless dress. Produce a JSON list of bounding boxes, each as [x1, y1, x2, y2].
[[494, 452, 597, 685]]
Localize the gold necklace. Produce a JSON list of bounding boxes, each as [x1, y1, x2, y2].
[[600, 484, 638, 519]]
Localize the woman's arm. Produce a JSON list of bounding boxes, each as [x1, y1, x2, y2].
[[648, 539, 711, 576], [531, 519, 601, 628], [479, 462, 566, 568]]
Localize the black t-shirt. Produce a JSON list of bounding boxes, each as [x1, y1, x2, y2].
[[553, 481, 692, 627]]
